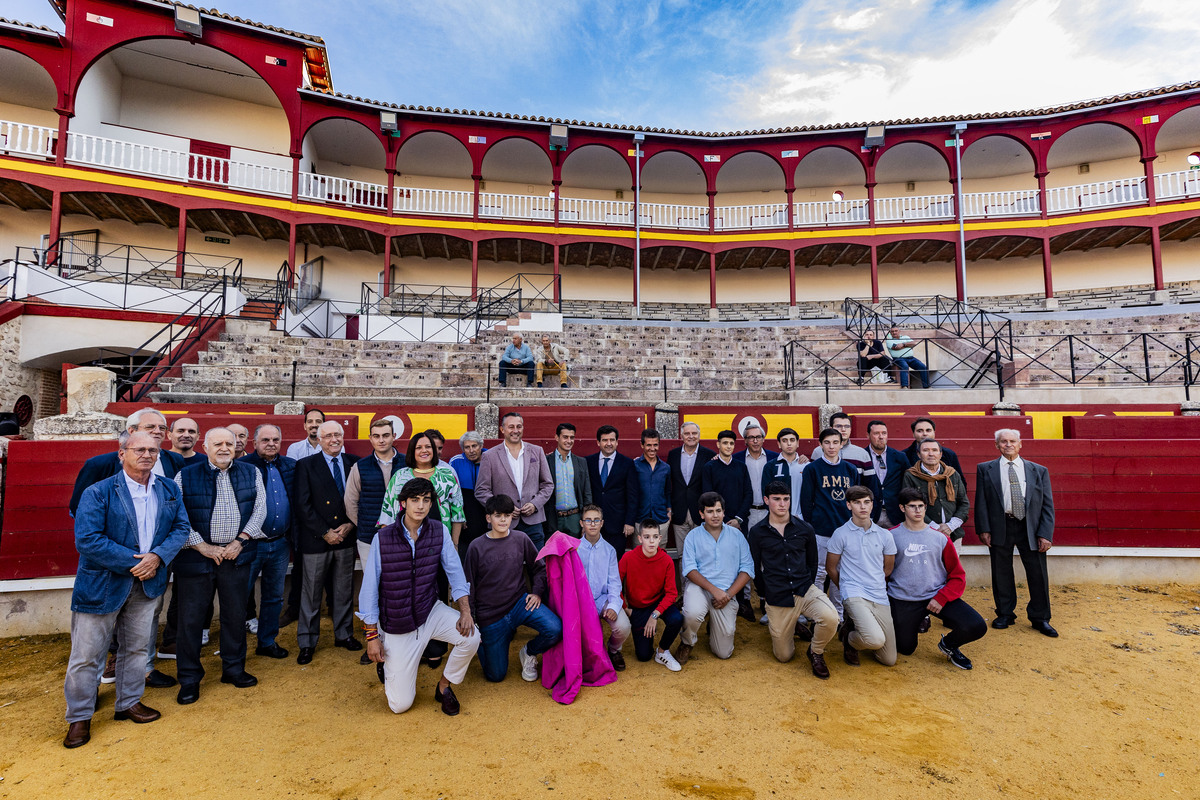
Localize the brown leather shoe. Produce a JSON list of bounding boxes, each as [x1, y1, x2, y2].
[[608, 649, 626, 671], [114, 702, 161, 724], [100, 652, 117, 684], [434, 684, 460, 716], [795, 621, 814, 642], [63, 719, 91, 748], [674, 643, 692, 667], [806, 647, 830, 680], [839, 617, 860, 666]]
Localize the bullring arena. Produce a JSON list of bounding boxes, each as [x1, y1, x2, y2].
[[0, 1, 1198, 798]]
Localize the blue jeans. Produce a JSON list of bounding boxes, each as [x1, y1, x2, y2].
[[516, 519, 545, 551], [478, 596, 563, 682], [894, 356, 929, 388], [498, 359, 535, 386], [247, 537, 290, 646], [629, 604, 684, 662]]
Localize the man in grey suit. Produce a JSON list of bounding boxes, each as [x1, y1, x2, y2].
[[974, 428, 1057, 637], [474, 411, 555, 549], [544, 423, 593, 536]]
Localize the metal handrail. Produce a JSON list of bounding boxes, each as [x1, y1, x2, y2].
[[16, 240, 241, 292]]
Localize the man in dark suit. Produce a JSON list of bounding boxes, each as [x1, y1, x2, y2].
[[903, 417, 962, 476], [70, 408, 186, 516], [240, 424, 296, 659], [293, 420, 361, 664], [734, 422, 777, 530], [585, 425, 640, 555], [544, 423, 593, 536], [62, 430, 191, 748], [974, 428, 1057, 637], [862, 420, 910, 527], [667, 421, 714, 552]]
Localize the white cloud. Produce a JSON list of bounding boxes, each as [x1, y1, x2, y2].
[[730, 0, 1200, 129]]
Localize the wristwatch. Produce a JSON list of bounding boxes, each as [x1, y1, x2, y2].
[[650, 611, 660, 620]]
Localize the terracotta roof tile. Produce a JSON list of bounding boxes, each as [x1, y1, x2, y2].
[[166, 2, 324, 44], [0, 16, 59, 34]]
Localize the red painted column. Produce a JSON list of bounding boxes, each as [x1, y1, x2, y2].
[[785, 187, 795, 232], [552, 180, 561, 226], [385, 169, 396, 215], [1041, 236, 1054, 298], [709, 252, 717, 308], [1150, 225, 1164, 291], [175, 207, 187, 278], [382, 234, 393, 294], [470, 238, 479, 299], [552, 243, 560, 303], [866, 182, 877, 225], [286, 222, 297, 287], [869, 244, 880, 303], [290, 154, 301, 203], [472, 174, 482, 223], [788, 248, 797, 307], [1142, 156, 1158, 206], [707, 191, 717, 233], [47, 190, 63, 266], [54, 111, 70, 168], [1036, 171, 1049, 219]]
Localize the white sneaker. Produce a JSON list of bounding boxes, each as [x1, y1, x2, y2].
[[245, 619, 259, 635], [201, 629, 210, 646], [759, 613, 769, 625], [655, 649, 682, 672], [518, 645, 539, 682]]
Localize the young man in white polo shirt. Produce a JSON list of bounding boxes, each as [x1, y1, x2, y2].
[[826, 486, 897, 667]]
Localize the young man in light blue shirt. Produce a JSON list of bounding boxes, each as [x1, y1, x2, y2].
[[826, 486, 898, 668], [676, 492, 754, 665], [883, 326, 930, 389]]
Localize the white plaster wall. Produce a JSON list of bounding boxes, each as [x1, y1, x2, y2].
[[181, 229, 288, 283], [311, 161, 388, 185], [1161, 238, 1200, 284], [796, 263, 873, 301], [72, 59, 121, 135], [1045, 157, 1143, 188], [715, 268, 790, 304], [0, 101, 57, 128], [559, 264, 631, 302], [0, 206, 52, 252], [20, 315, 181, 368]]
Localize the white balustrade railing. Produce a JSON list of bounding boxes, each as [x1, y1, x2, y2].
[[394, 187, 474, 217], [298, 173, 388, 210], [874, 194, 955, 222], [715, 203, 788, 230], [640, 201, 708, 229], [961, 189, 1040, 218], [1046, 177, 1146, 214], [479, 192, 555, 221], [1155, 169, 1200, 200], [191, 153, 291, 196], [794, 199, 869, 226], [66, 131, 189, 179], [0, 120, 57, 158], [558, 197, 634, 225]]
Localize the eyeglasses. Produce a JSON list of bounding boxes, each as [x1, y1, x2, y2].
[[902, 504, 926, 510], [746, 435, 764, 441], [581, 518, 603, 525]]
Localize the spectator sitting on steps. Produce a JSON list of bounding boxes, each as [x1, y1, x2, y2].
[[497, 333, 535, 388], [535, 334, 571, 388], [856, 330, 898, 385]]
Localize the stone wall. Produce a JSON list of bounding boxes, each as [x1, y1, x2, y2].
[[0, 316, 47, 435]]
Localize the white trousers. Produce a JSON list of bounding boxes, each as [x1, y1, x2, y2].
[[680, 582, 738, 659], [379, 601, 480, 714]]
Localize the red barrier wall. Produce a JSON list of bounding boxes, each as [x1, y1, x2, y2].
[[1065, 416, 1200, 439]]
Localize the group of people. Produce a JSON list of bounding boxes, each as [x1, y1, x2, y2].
[[856, 326, 931, 388], [61, 405, 1056, 749]]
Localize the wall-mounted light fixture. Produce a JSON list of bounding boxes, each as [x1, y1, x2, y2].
[[174, 6, 203, 36]]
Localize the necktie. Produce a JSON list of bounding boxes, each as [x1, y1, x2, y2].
[[332, 456, 345, 494], [875, 453, 886, 481], [600, 458, 611, 487], [1007, 461, 1024, 520]]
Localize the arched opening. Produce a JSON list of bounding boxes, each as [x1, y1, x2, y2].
[[639, 151, 707, 228], [559, 145, 633, 225], [0, 48, 58, 156], [874, 142, 952, 221], [714, 152, 786, 230], [70, 40, 291, 193], [961, 135, 1038, 218], [299, 118, 387, 210], [1154, 105, 1200, 200], [793, 242, 873, 302], [480, 138, 553, 220], [875, 237, 957, 298], [1045, 122, 1143, 212], [794, 147, 868, 226], [395, 131, 474, 216]]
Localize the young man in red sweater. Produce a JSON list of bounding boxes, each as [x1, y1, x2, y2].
[[887, 488, 987, 670], [618, 521, 684, 671]]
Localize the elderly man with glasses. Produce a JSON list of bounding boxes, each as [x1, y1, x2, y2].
[[575, 504, 631, 671]]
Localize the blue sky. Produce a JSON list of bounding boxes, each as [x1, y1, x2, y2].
[[7, 0, 1200, 131]]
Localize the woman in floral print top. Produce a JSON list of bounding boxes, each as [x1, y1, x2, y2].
[[378, 430, 465, 544]]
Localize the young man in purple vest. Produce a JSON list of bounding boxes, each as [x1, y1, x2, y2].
[[359, 478, 479, 716]]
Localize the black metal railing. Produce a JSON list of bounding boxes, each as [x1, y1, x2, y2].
[[843, 294, 1013, 354]]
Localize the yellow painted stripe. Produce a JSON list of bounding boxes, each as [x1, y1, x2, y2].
[[408, 412, 470, 441], [684, 413, 735, 440], [1027, 410, 1086, 440], [5, 155, 1197, 244], [761, 413, 813, 439], [929, 410, 986, 416]]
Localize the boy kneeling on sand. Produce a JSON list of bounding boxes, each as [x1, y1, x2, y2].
[[618, 520, 684, 671]]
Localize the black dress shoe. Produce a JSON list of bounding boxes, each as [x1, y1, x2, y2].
[[608, 649, 626, 672], [145, 669, 177, 689], [177, 684, 200, 705], [114, 702, 161, 723], [376, 662, 386, 684], [63, 720, 91, 748], [1032, 621, 1059, 638], [360, 652, 372, 665], [297, 647, 315, 665], [255, 643, 289, 659], [221, 671, 258, 688], [434, 684, 460, 716], [918, 615, 931, 634], [335, 637, 363, 652], [991, 617, 1013, 629]]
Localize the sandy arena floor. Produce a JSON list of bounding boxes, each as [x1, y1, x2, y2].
[[1, 582, 1198, 799]]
